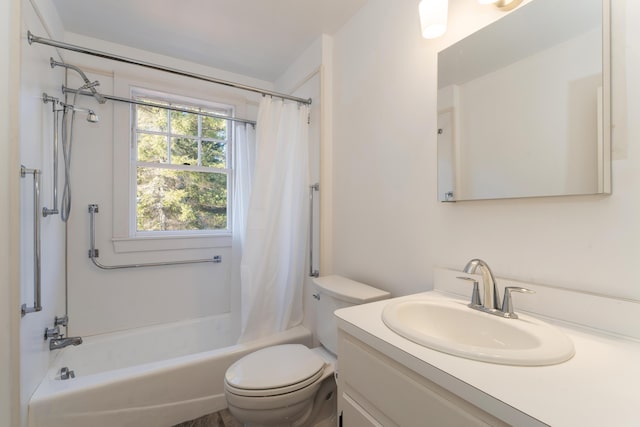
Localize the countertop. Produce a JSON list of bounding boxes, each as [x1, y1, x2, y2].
[[335, 291, 640, 427]]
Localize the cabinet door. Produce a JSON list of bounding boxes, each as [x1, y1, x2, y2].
[[338, 332, 509, 427], [340, 393, 384, 427]]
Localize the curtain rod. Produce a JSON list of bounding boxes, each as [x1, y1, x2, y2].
[[63, 86, 257, 126], [28, 31, 312, 106]]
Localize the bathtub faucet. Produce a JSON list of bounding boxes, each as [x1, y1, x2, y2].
[[49, 336, 83, 351]]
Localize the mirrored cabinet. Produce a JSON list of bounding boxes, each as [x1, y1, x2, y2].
[[437, 0, 610, 201]]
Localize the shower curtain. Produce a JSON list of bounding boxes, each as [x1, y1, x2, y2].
[[232, 123, 256, 254], [238, 96, 310, 343]]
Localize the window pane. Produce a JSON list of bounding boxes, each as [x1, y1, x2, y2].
[[201, 140, 226, 168], [202, 115, 227, 139], [137, 133, 168, 163], [171, 137, 198, 166], [136, 104, 167, 132], [136, 167, 227, 231], [170, 109, 198, 136]]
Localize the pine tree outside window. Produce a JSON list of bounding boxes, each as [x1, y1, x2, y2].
[[132, 89, 232, 234]]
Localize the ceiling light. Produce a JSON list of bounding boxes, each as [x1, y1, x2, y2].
[[419, 0, 448, 39]]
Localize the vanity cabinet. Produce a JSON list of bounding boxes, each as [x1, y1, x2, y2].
[[337, 331, 509, 427]]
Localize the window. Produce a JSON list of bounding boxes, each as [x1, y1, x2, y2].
[[132, 89, 232, 234]]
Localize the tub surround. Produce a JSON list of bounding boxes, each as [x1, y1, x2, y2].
[[335, 268, 640, 426]]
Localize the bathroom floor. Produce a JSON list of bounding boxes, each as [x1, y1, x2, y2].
[[172, 409, 242, 427]]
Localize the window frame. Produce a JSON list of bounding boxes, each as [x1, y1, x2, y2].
[[130, 87, 234, 237], [111, 72, 250, 254]]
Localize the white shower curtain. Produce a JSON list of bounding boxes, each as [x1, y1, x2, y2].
[[232, 122, 256, 253], [238, 96, 310, 343]]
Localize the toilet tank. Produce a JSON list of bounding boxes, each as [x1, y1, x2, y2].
[[313, 275, 390, 355]]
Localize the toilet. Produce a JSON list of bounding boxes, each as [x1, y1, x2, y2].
[[224, 275, 390, 427]]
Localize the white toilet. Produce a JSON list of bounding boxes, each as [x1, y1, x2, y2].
[[224, 275, 390, 427]]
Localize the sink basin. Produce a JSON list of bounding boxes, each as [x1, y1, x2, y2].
[[382, 297, 574, 366]]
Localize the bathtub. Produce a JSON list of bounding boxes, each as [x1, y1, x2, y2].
[[27, 314, 312, 427]]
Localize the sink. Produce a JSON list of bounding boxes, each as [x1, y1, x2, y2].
[[382, 297, 575, 366]]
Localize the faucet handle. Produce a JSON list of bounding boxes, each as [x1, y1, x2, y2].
[[55, 315, 68, 327], [457, 276, 481, 307], [501, 287, 535, 319], [44, 326, 60, 340]]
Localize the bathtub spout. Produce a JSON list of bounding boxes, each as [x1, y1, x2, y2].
[[50, 336, 83, 351]]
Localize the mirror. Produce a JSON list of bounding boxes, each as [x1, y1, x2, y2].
[[437, 0, 610, 201]]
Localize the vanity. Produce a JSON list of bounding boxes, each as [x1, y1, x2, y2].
[[335, 268, 640, 426]]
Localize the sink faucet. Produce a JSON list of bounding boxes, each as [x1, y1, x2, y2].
[[49, 336, 83, 351], [460, 259, 535, 319], [463, 259, 500, 311]]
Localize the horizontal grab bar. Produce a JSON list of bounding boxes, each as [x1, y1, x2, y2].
[[21, 165, 42, 316], [87, 204, 221, 270]]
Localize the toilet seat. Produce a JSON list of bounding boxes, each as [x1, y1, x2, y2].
[[225, 344, 326, 398]]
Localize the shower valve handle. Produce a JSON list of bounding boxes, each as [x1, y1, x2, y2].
[[44, 326, 60, 340]]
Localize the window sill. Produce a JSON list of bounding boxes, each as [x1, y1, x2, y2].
[[112, 234, 232, 253]]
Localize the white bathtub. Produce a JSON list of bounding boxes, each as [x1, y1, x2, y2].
[[27, 314, 312, 427]]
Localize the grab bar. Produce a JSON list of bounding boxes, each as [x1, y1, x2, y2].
[[42, 93, 60, 217], [309, 183, 319, 278], [21, 165, 42, 316], [87, 204, 221, 269]]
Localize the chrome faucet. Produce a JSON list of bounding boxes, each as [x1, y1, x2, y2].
[[49, 336, 83, 351], [463, 258, 500, 311], [460, 258, 535, 319]]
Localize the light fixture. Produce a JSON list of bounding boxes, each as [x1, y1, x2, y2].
[[478, 0, 524, 11], [418, 0, 448, 39]]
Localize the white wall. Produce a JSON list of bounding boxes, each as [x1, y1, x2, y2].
[[1, 0, 22, 424], [330, 0, 640, 301], [18, 0, 67, 425]]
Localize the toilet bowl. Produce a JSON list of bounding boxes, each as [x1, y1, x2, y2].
[[224, 275, 390, 427], [225, 345, 336, 427]]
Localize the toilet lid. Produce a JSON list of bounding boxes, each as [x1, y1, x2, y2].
[[225, 344, 325, 392]]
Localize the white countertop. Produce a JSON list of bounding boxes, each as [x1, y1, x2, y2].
[[335, 291, 640, 427]]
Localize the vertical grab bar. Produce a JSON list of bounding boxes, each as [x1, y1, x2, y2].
[[43, 94, 59, 217], [21, 165, 42, 316], [309, 183, 319, 278]]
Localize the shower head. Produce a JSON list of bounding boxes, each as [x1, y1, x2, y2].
[[50, 57, 107, 104], [70, 106, 99, 123], [86, 110, 99, 123]]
